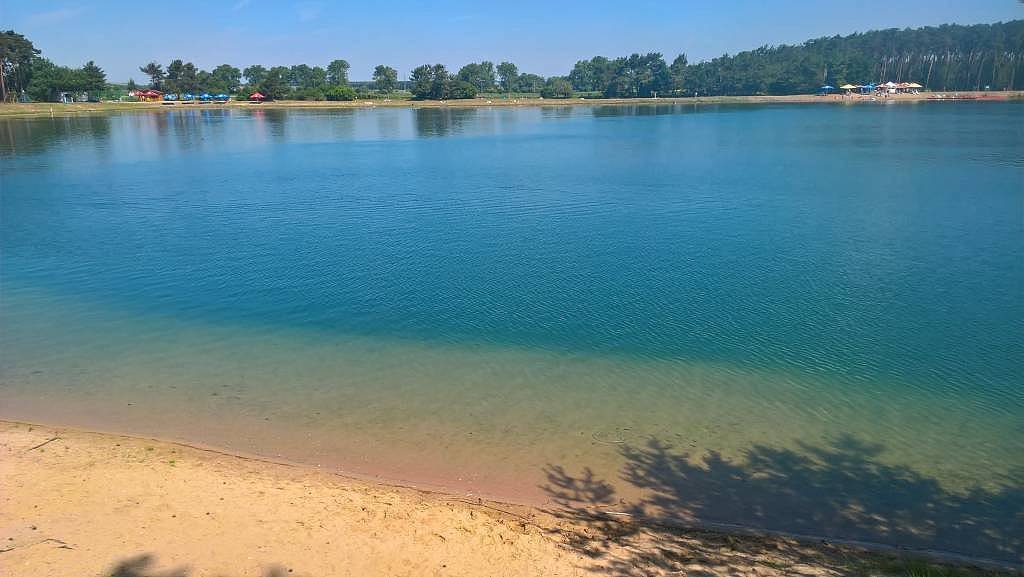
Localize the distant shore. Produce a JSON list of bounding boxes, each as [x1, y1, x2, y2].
[[1, 420, 1015, 577], [1, 91, 1021, 119]]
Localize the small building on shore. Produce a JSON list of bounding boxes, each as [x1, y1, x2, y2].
[[130, 89, 163, 102]]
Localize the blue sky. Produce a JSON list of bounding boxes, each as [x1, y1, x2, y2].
[[6, 1, 1022, 82]]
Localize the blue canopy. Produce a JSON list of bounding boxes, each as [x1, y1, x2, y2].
[[820, 85, 835, 90], [215, 93, 229, 99], [182, 93, 194, 100], [163, 93, 177, 100], [200, 93, 212, 100]]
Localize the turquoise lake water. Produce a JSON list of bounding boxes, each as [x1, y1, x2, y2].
[[1, 103, 1021, 562]]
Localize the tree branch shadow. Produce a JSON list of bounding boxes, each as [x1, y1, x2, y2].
[[541, 434, 1022, 576], [99, 553, 290, 577]]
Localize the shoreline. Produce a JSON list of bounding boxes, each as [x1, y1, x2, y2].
[[1, 91, 1021, 119], [1, 418, 1018, 576]]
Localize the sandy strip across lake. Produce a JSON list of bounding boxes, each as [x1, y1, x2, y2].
[[0, 420, 1013, 577], [1, 92, 1021, 119]]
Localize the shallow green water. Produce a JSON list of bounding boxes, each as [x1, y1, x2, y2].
[[1, 103, 1021, 562]]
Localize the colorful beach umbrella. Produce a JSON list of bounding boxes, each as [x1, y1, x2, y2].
[[249, 92, 266, 101], [839, 84, 857, 90]]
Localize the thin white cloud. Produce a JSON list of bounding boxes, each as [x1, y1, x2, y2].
[[27, 6, 85, 25], [232, 0, 251, 11]]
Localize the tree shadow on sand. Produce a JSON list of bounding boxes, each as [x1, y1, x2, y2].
[[99, 553, 291, 577], [541, 434, 1022, 576]]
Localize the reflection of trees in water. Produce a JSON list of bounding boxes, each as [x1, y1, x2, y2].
[[160, 109, 243, 151], [543, 434, 1022, 574], [373, 108, 404, 140], [251, 108, 288, 141], [540, 106, 577, 121], [122, 109, 273, 154], [318, 109, 359, 140], [0, 115, 111, 156], [413, 107, 480, 137], [0, 109, 258, 160], [590, 104, 700, 117]]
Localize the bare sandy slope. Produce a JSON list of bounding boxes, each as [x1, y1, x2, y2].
[[0, 421, 1009, 577]]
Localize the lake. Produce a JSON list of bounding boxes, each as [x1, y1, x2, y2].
[[1, 102, 1021, 563]]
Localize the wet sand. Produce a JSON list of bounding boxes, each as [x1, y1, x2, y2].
[[0, 420, 1011, 577]]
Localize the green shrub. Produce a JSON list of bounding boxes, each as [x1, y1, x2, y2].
[[541, 78, 573, 99], [449, 80, 477, 99], [324, 86, 357, 101], [291, 88, 325, 101]]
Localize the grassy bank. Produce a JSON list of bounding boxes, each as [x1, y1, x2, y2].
[[0, 421, 1016, 577], [2, 91, 1021, 119]]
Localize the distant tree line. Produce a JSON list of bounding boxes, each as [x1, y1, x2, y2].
[[4, 20, 1023, 103], [1, 30, 106, 102], [420, 21, 1024, 98], [404, 60, 573, 100], [135, 59, 393, 101], [676, 20, 1024, 95]]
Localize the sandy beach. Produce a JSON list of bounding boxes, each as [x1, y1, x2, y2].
[[0, 91, 1020, 119], [0, 420, 1013, 577]]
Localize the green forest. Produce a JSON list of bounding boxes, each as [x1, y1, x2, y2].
[[569, 20, 1024, 96], [680, 20, 1024, 95], [0, 30, 107, 102], [2, 20, 1022, 102]]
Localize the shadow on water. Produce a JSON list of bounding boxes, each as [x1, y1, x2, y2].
[[100, 553, 290, 577], [541, 434, 1022, 574]]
